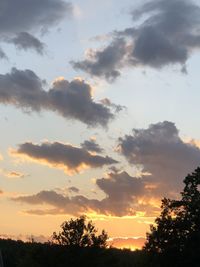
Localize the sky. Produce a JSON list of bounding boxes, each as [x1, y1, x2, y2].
[[1, 0, 200, 250]]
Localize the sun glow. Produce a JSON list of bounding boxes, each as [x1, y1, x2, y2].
[[108, 237, 145, 251]]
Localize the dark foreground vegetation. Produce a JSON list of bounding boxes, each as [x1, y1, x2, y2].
[[1, 167, 200, 267], [0, 239, 149, 267], [1, 237, 200, 267]]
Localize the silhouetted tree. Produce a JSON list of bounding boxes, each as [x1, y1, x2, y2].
[[144, 167, 200, 256], [52, 216, 108, 248]]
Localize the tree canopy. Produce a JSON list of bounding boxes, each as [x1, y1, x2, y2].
[[144, 167, 200, 255], [52, 216, 108, 248]]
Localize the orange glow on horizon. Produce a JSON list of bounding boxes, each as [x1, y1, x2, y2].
[[108, 237, 145, 251]]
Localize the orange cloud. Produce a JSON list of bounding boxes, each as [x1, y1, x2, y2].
[[6, 171, 26, 179], [0, 168, 26, 179], [9, 142, 117, 176]]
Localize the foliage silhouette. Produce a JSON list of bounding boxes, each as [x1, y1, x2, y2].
[[52, 215, 108, 248], [0, 238, 149, 267], [144, 167, 200, 265]]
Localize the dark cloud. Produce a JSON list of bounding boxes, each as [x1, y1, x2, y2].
[[0, 68, 47, 111], [48, 77, 114, 127], [11, 141, 118, 175], [71, 38, 128, 82], [12, 190, 100, 216], [118, 121, 200, 196], [12, 170, 157, 217], [0, 0, 72, 53], [0, 68, 115, 127], [0, 0, 72, 35], [10, 32, 45, 54], [72, 0, 200, 80], [0, 47, 7, 60], [68, 187, 80, 193], [95, 171, 147, 216], [81, 139, 104, 153]]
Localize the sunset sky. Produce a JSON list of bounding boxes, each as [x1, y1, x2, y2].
[[1, 0, 200, 250]]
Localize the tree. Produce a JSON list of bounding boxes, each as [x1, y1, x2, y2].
[[144, 167, 200, 255], [52, 216, 108, 248]]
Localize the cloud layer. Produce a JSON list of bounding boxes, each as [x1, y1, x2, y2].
[[11, 141, 118, 175], [12, 121, 200, 217], [72, 0, 200, 80], [0, 68, 115, 127], [12, 169, 159, 217]]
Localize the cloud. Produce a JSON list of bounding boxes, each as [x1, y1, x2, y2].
[[9, 32, 45, 54], [12, 190, 100, 216], [12, 121, 200, 217], [68, 187, 80, 193], [81, 138, 104, 153], [0, 169, 26, 178], [6, 171, 26, 179], [0, 189, 3, 195], [0, 68, 115, 127], [0, 0, 72, 55], [12, 170, 159, 217], [0, 47, 7, 60], [0, 0, 72, 35], [100, 98, 126, 113], [10, 141, 118, 175], [72, 0, 200, 80], [118, 121, 200, 196], [48, 77, 115, 127], [95, 171, 154, 216], [71, 38, 128, 82]]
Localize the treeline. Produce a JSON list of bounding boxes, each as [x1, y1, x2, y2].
[[1, 167, 200, 267], [1, 237, 200, 267], [1, 238, 199, 267], [0, 239, 149, 267]]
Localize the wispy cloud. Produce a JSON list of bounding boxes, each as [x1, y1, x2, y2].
[[8, 32, 45, 55]]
